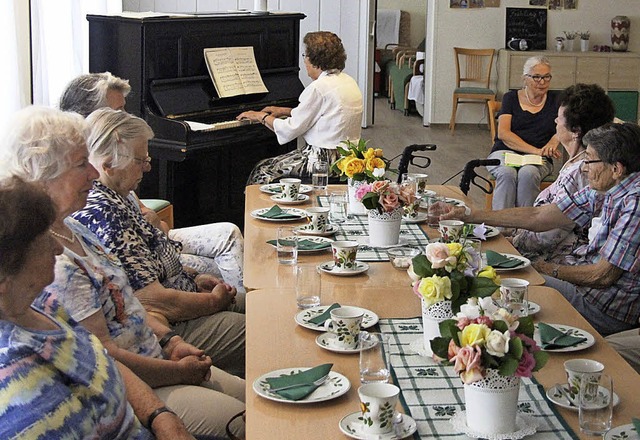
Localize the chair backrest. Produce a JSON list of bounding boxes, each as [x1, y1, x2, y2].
[[487, 100, 501, 142], [453, 47, 496, 89]]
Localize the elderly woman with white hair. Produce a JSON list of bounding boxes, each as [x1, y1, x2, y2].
[[0, 106, 245, 439], [486, 56, 561, 211], [59, 71, 130, 116]]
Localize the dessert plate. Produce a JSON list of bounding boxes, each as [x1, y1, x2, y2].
[[534, 323, 595, 352], [253, 368, 350, 404], [260, 183, 313, 195], [294, 224, 337, 237], [250, 207, 306, 222], [468, 224, 500, 239], [605, 424, 638, 440], [267, 236, 332, 253], [295, 305, 379, 331], [315, 333, 375, 354], [269, 194, 309, 205], [546, 383, 620, 411], [485, 252, 531, 271], [318, 261, 369, 276], [339, 411, 417, 440]]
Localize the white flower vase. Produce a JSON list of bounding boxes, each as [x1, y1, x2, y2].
[[421, 299, 453, 357], [580, 39, 590, 52], [464, 369, 520, 436], [347, 178, 368, 216], [367, 208, 402, 247]]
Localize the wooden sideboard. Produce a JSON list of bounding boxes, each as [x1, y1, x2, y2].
[[496, 49, 640, 121]]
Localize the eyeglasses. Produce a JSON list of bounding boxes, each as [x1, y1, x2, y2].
[[301, 53, 308, 58], [525, 74, 553, 83], [123, 155, 152, 166], [583, 159, 603, 165]]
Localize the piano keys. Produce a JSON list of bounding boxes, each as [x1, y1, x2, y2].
[[87, 12, 306, 228]]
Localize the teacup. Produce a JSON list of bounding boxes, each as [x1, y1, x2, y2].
[[279, 178, 301, 201], [331, 240, 359, 271], [402, 172, 429, 196], [438, 219, 464, 242], [305, 207, 330, 232], [564, 359, 604, 406], [357, 383, 400, 435], [324, 306, 364, 349], [500, 278, 529, 316]]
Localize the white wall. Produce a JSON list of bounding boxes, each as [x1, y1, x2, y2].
[[429, 0, 640, 125]]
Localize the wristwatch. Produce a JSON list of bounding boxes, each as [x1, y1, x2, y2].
[[551, 265, 559, 278]]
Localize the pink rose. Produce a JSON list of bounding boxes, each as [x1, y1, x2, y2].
[[452, 345, 484, 384], [398, 184, 416, 205], [379, 192, 400, 212], [474, 315, 493, 327], [354, 183, 373, 201], [447, 338, 460, 360], [424, 243, 456, 269], [515, 350, 536, 378], [456, 316, 472, 330], [371, 180, 389, 194]]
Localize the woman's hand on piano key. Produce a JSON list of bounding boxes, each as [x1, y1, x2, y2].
[[261, 106, 292, 118], [236, 110, 262, 123]]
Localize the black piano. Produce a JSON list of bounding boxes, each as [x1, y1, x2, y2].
[[87, 12, 306, 228]]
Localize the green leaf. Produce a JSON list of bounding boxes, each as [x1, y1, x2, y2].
[[532, 351, 549, 371], [430, 337, 451, 359], [336, 145, 351, 156], [411, 255, 434, 278], [360, 192, 379, 210], [516, 316, 535, 338], [510, 336, 524, 360], [498, 357, 519, 376], [481, 349, 499, 368], [492, 320, 508, 333], [439, 320, 461, 346], [467, 277, 499, 298]]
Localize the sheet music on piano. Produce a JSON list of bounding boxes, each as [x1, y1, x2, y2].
[[204, 47, 269, 98], [185, 119, 255, 132]]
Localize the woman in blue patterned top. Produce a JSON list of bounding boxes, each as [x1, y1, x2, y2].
[[0, 177, 193, 439]]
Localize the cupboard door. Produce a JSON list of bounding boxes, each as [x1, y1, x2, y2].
[[545, 56, 575, 89], [609, 58, 640, 90], [576, 57, 609, 88]]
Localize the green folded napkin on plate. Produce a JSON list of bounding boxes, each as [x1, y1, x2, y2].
[[265, 363, 333, 401], [259, 205, 302, 219], [266, 239, 331, 251], [633, 417, 640, 434], [485, 250, 523, 269], [307, 303, 341, 325], [538, 322, 587, 349]]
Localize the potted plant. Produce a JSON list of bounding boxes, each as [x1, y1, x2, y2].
[[563, 31, 577, 51], [579, 31, 591, 52]]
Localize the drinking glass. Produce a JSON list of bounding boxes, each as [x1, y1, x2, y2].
[[276, 226, 298, 265], [426, 195, 448, 228], [311, 161, 329, 191], [579, 373, 613, 436], [329, 191, 348, 224], [295, 264, 321, 309], [359, 332, 391, 384]]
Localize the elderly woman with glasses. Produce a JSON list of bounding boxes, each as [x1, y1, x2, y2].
[[444, 122, 640, 337], [237, 31, 363, 184], [0, 107, 245, 439], [0, 180, 195, 439], [486, 56, 561, 211]]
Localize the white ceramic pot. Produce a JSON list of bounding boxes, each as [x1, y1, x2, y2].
[[367, 208, 402, 247], [421, 299, 453, 357], [464, 369, 520, 436]]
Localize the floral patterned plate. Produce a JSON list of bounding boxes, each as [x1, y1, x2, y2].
[[295, 305, 379, 331], [339, 411, 417, 440], [533, 323, 595, 352], [605, 424, 639, 440], [250, 207, 307, 222], [294, 224, 338, 237], [318, 261, 369, 276], [546, 383, 620, 411], [527, 301, 541, 316], [269, 194, 310, 205], [253, 368, 350, 404], [267, 236, 333, 253], [468, 224, 500, 239], [260, 183, 313, 195], [484, 253, 531, 272], [402, 212, 428, 224], [315, 332, 375, 354]]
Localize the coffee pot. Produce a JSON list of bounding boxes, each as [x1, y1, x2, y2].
[[508, 38, 530, 51]]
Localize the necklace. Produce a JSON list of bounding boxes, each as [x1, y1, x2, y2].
[[523, 87, 545, 107], [49, 228, 76, 244]]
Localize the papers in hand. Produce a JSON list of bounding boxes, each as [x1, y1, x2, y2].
[[264, 364, 333, 400], [204, 46, 268, 98], [504, 152, 543, 167]]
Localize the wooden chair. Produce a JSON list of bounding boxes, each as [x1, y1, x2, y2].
[[449, 47, 496, 135], [388, 50, 417, 114], [487, 99, 501, 143], [141, 198, 174, 229]]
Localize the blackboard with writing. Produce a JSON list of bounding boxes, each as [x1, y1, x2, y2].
[[505, 7, 547, 50]]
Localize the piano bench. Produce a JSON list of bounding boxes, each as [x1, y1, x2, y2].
[[141, 199, 174, 230]]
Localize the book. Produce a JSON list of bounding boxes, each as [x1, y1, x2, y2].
[[504, 152, 543, 167], [204, 47, 269, 98]]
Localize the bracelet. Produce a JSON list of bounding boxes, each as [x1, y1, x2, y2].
[[158, 330, 179, 348], [260, 112, 269, 124], [146, 406, 177, 432]]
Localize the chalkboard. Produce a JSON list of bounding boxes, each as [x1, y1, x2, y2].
[[505, 8, 547, 51]]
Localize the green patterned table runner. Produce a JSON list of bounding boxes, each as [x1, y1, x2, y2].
[[379, 318, 579, 439]]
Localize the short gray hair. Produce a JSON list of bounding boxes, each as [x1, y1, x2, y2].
[[0, 106, 88, 182], [522, 56, 551, 76], [583, 122, 640, 174], [59, 72, 131, 117], [86, 108, 154, 169]]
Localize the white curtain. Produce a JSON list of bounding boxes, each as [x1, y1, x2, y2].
[[0, 0, 30, 123], [31, 0, 122, 107]]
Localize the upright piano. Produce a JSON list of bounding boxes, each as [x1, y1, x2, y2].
[[87, 12, 306, 228]]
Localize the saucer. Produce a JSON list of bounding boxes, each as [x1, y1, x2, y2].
[[270, 194, 309, 205], [339, 411, 417, 440], [546, 383, 620, 411], [315, 332, 374, 354], [295, 305, 379, 331], [295, 224, 337, 237], [402, 212, 428, 224], [260, 183, 313, 195], [534, 323, 595, 352], [318, 261, 369, 276], [527, 301, 541, 315], [605, 424, 639, 440], [450, 412, 537, 440]]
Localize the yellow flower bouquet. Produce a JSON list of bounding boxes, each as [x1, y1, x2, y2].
[[331, 139, 390, 183]]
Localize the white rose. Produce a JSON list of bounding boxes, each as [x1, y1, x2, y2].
[[373, 168, 386, 178], [424, 243, 456, 269], [485, 330, 510, 357], [458, 303, 481, 320], [479, 297, 499, 315]]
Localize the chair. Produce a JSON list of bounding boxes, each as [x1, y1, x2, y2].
[[140, 198, 174, 229], [487, 99, 501, 143], [449, 47, 496, 135], [388, 51, 418, 115]]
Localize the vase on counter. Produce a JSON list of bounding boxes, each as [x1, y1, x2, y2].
[[422, 299, 453, 357], [611, 15, 630, 52], [580, 39, 590, 52]]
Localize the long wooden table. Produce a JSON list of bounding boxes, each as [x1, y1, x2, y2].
[[246, 286, 640, 439], [243, 184, 545, 290]]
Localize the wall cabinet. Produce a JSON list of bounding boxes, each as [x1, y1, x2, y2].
[[497, 49, 640, 120]]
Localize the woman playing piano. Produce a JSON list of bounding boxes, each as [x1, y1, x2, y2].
[[237, 31, 363, 185]]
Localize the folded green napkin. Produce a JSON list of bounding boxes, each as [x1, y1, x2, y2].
[[538, 322, 587, 349], [485, 250, 523, 269], [307, 303, 341, 325], [265, 363, 333, 401], [266, 239, 331, 251], [259, 205, 302, 219], [633, 417, 640, 434]]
